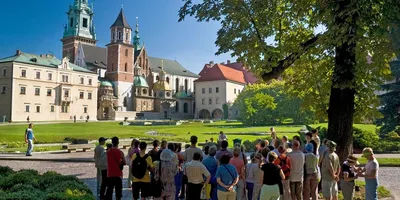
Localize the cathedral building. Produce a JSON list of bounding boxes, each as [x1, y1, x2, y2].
[[61, 0, 199, 120]]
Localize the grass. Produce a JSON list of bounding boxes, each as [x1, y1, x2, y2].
[[342, 180, 392, 200], [0, 146, 64, 153], [358, 158, 400, 167]]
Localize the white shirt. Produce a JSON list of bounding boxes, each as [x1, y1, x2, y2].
[[365, 158, 379, 179], [184, 160, 210, 184], [287, 150, 305, 182], [218, 134, 228, 142]]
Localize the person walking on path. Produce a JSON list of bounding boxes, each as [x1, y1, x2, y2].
[[105, 137, 126, 200], [184, 152, 211, 200], [287, 140, 305, 200], [216, 154, 239, 200], [321, 141, 340, 200], [131, 142, 153, 200], [358, 148, 379, 200], [260, 151, 285, 200], [94, 137, 108, 199], [154, 149, 178, 200], [25, 123, 36, 156], [303, 143, 319, 200], [341, 155, 359, 200]]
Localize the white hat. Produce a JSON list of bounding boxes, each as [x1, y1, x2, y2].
[[160, 149, 174, 161]]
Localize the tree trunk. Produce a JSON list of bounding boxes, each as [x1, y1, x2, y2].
[[327, 0, 358, 164]]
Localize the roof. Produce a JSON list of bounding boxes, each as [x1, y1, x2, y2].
[[81, 44, 107, 69], [134, 76, 149, 87], [175, 91, 188, 99], [111, 9, 131, 29], [0, 51, 94, 73], [224, 62, 258, 84], [153, 81, 171, 91], [195, 64, 246, 84], [100, 80, 113, 87], [149, 57, 199, 78]]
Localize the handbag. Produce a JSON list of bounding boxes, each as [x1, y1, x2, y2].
[[112, 149, 124, 171], [152, 161, 163, 198], [200, 187, 207, 199]]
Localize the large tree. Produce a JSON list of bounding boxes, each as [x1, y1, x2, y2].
[[179, 0, 400, 162]]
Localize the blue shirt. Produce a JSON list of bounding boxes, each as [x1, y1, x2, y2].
[[215, 164, 238, 192], [26, 128, 34, 140], [202, 156, 218, 177]]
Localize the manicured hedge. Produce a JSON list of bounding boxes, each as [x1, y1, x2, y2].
[[0, 167, 94, 200]]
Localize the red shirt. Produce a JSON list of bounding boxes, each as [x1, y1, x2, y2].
[[107, 148, 124, 177]]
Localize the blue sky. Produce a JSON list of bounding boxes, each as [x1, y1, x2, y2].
[[0, 0, 233, 73]]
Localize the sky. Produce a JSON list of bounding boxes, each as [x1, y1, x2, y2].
[[0, 0, 234, 74]]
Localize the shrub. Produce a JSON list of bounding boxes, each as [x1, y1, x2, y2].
[[0, 170, 40, 190], [39, 171, 80, 189], [46, 181, 92, 195], [352, 127, 379, 150], [386, 131, 400, 139], [2, 189, 45, 200], [0, 166, 14, 177]]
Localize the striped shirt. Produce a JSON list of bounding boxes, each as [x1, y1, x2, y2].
[[184, 160, 210, 184]]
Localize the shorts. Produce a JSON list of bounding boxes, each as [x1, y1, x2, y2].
[[322, 180, 338, 198], [132, 182, 151, 199]]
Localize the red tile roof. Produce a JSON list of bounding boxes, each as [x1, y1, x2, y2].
[[195, 64, 246, 84], [224, 62, 258, 84]]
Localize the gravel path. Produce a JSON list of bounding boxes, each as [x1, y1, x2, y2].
[[0, 160, 398, 200]]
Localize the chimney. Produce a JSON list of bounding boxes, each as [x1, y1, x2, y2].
[[227, 60, 231, 64], [209, 61, 214, 65], [16, 50, 21, 55]]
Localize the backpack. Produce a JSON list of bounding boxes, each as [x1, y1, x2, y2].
[[278, 156, 290, 179], [131, 153, 149, 179]]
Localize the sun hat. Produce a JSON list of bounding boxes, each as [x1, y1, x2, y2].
[[361, 147, 374, 158], [328, 141, 337, 151], [160, 149, 174, 161], [305, 143, 314, 153], [346, 155, 358, 164]]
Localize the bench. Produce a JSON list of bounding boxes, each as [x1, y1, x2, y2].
[[62, 144, 94, 153]]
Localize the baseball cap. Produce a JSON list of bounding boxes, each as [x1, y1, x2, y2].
[[98, 137, 108, 142], [362, 148, 374, 158], [305, 143, 314, 153]]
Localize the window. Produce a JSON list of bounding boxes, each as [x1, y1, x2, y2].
[[216, 87, 219, 93], [126, 32, 129, 41], [62, 75, 69, 82], [175, 102, 179, 112], [216, 98, 220, 104], [209, 88, 212, 93], [183, 103, 188, 113], [202, 99, 205, 105], [118, 32, 122, 40], [50, 105, 54, 112], [80, 77, 84, 84], [48, 73, 52, 80], [36, 71, 40, 79], [82, 18, 88, 28], [84, 107, 88, 113], [124, 63, 128, 72], [20, 87, 26, 95], [166, 77, 170, 83], [64, 89, 69, 97], [1, 86, 6, 94], [70, 18, 73, 27], [184, 79, 188, 93], [25, 105, 30, 112], [175, 78, 179, 92], [125, 49, 128, 56], [88, 92, 92, 100], [35, 88, 40, 96], [112, 32, 115, 40], [21, 70, 26, 77], [88, 79, 92, 85], [61, 105, 69, 113], [209, 98, 212, 105], [234, 89, 237, 94], [202, 88, 205, 94], [156, 76, 159, 81], [47, 89, 52, 96], [79, 92, 84, 99], [2, 68, 6, 76], [36, 106, 41, 113]]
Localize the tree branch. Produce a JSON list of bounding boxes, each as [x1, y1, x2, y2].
[[262, 34, 321, 81]]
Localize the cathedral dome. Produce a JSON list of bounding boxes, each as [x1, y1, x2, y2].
[[175, 91, 188, 99], [100, 80, 113, 87], [153, 81, 171, 91], [133, 76, 149, 87]]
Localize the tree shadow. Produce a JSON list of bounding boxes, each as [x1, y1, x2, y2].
[[80, 177, 133, 200]]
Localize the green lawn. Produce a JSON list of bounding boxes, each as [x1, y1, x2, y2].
[[358, 158, 400, 167]]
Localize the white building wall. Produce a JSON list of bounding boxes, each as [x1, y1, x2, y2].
[[225, 81, 245, 104], [195, 80, 227, 117]]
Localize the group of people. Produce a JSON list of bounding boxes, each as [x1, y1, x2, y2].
[[93, 128, 379, 200]]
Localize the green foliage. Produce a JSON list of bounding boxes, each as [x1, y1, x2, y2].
[[386, 131, 400, 139], [222, 104, 229, 119], [234, 81, 317, 125], [352, 127, 379, 150]]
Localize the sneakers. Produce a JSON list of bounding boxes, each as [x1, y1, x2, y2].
[[26, 154, 32, 156]]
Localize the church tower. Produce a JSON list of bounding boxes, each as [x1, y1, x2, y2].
[[106, 9, 134, 111], [61, 0, 97, 63]]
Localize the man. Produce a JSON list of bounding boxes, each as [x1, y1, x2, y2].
[[183, 136, 203, 163], [25, 123, 37, 156], [282, 135, 290, 148], [148, 139, 160, 162], [311, 129, 321, 156], [131, 142, 153, 200], [184, 152, 211, 200], [321, 141, 340, 200], [155, 140, 168, 162], [94, 137, 108, 199], [305, 132, 313, 145], [218, 131, 228, 143], [287, 140, 305, 200], [274, 145, 292, 200], [358, 147, 379, 200], [215, 140, 233, 162], [105, 137, 126, 200]]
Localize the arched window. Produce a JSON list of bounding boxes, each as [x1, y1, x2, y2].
[[175, 78, 179, 93], [166, 77, 170, 84], [184, 79, 188, 93], [175, 102, 179, 112], [138, 58, 142, 66], [118, 32, 122, 40], [124, 63, 128, 72], [145, 59, 148, 68], [125, 49, 128, 56], [126, 32, 129, 41], [156, 76, 160, 81], [183, 103, 188, 113], [112, 32, 115, 40]]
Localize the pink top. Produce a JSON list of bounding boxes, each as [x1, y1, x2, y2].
[[128, 147, 140, 158], [230, 157, 245, 179]]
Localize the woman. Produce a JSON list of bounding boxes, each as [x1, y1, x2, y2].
[[270, 127, 277, 146], [154, 149, 178, 200], [252, 153, 263, 200], [229, 147, 246, 200], [358, 148, 379, 200], [341, 155, 359, 200], [127, 139, 140, 188], [246, 153, 261, 200], [260, 151, 285, 200], [203, 145, 219, 200], [273, 146, 291, 200], [175, 143, 184, 200], [303, 143, 318, 200], [216, 154, 239, 200]]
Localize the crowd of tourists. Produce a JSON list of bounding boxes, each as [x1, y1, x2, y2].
[[94, 129, 379, 200]]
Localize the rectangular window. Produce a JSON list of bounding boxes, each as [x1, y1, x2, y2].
[[25, 105, 30, 112], [62, 75, 69, 82], [202, 99, 205, 105], [70, 18, 73, 27], [126, 32, 129, 40], [48, 73, 52, 80], [61, 105, 69, 113], [216, 98, 220, 104], [20, 87, 26, 94], [2, 68, 6, 76], [50, 105, 54, 112], [82, 18, 88, 28], [88, 92, 92, 100], [36, 71, 40, 79], [88, 79, 92, 85], [216, 87, 219, 93], [80, 77, 84, 84], [47, 89, 52, 96], [1, 86, 6, 94], [64, 90, 69, 97], [79, 92, 84, 99], [35, 88, 40, 96], [209, 88, 212, 93], [209, 98, 212, 105], [202, 88, 205, 94], [36, 106, 41, 113], [21, 70, 26, 77], [84, 107, 88, 113], [118, 32, 122, 40], [234, 89, 237, 94]]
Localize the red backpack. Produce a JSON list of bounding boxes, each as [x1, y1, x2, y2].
[[278, 156, 291, 179]]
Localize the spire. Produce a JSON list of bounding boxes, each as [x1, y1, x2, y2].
[[63, 0, 96, 40], [133, 17, 141, 50], [111, 9, 132, 29]]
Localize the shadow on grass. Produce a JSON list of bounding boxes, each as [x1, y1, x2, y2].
[[204, 124, 305, 128]]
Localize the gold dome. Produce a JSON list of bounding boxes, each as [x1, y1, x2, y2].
[[153, 80, 171, 91]]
